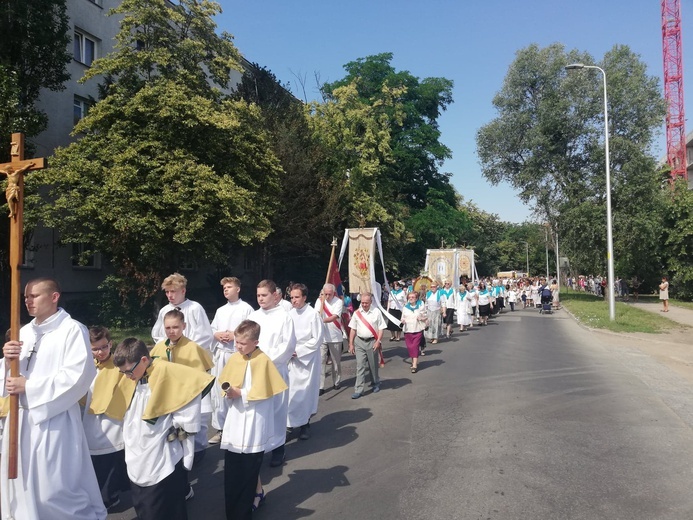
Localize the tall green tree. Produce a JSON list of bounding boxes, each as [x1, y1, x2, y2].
[[29, 0, 281, 303], [323, 53, 455, 209], [0, 0, 71, 146], [662, 180, 693, 299], [477, 43, 665, 279]]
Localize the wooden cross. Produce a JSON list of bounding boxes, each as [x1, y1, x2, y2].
[[0, 132, 47, 480]]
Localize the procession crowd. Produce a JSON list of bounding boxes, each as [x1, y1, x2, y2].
[[0, 272, 561, 520]]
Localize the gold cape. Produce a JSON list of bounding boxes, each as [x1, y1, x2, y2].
[[150, 336, 213, 372], [218, 348, 287, 401], [0, 396, 8, 419], [106, 358, 215, 423], [86, 356, 124, 415]]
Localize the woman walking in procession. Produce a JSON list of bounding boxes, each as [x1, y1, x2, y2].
[[401, 291, 428, 373]]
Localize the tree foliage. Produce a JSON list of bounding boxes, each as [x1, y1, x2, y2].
[[662, 180, 693, 299], [323, 53, 455, 209], [29, 0, 281, 302], [477, 43, 666, 281], [0, 0, 71, 146]]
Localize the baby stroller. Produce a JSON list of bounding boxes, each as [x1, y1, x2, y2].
[[539, 286, 553, 314]]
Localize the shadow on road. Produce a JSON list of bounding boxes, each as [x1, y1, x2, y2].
[[258, 465, 350, 519]]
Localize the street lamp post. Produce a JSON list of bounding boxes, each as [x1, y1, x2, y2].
[[544, 224, 550, 279], [565, 63, 616, 321], [521, 241, 529, 276]]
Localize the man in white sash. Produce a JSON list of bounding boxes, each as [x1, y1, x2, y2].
[[315, 283, 344, 395], [347, 293, 387, 399]]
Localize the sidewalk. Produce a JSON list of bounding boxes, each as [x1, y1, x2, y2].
[[586, 301, 693, 385], [626, 301, 693, 328]]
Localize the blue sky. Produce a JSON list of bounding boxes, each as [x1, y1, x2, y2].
[[218, 0, 691, 223]]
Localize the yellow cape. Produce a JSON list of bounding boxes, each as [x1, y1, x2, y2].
[[218, 348, 287, 401], [106, 358, 215, 423], [85, 357, 124, 415], [150, 336, 213, 372], [0, 396, 8, 419]]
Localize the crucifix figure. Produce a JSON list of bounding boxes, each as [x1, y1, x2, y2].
[[1, 162, 35, 218], [1, 133, 46, 480]]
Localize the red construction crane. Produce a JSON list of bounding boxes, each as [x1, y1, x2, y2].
[[661, 0, 688, 181]]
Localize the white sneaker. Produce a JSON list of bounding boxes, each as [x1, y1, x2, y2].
[[208, 430, 222, 445]]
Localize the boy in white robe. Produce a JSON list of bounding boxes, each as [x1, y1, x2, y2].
[[151, 272, 214, 350], [1, 277, 107, 520], [152, 310, 213, 447], [209, 276, 253, 443], [219, 319, 287, 519], [247, 279, 296, 467], [83, 326, 129, 510], [287, 283, 324, 440], [111, 338, 214, 520]]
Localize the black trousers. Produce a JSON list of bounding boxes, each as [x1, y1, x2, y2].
[[91, 450, 130, 499], [131, 459, 188, 520], [224, 450, 264, 520]]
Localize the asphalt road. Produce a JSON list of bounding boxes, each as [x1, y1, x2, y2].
[[109, 306, 693, 520]]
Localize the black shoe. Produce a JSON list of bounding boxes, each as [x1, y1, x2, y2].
[[299, 425, 311, 440], [270, 446, 286, 467], [333, 383, 341, 390], [319, 389, 325, 396]]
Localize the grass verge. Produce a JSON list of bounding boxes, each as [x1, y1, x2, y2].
[[560, 290, 683, 333], [109, 327, 152, 346]]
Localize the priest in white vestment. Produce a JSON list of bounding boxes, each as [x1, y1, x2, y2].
[[287, 283, 324, 440], [1, 278, 106, 520], [248, 280, 296, 467]]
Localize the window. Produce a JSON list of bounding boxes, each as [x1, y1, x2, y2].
[[73, 30, 97, 66], [73, 96, 90, 125], [178, 254, 198, 271], [20, 236, 36, 269], [72, 243, 101, 269]]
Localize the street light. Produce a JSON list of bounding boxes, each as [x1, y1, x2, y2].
[[565, 63, 616, 321], [521, 241, 529, 276]]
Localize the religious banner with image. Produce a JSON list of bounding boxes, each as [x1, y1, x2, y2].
[[425, 249, 457, 284], [345, 228, 376, 294], [424, 248, 477, 287], [337, 227, 400, 326]]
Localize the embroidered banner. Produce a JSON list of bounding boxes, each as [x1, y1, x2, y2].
[[424, 249, 477, 287], [347, 227, 376, 295]]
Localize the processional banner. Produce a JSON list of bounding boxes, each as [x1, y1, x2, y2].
[[337, 227, 400, 326], [424, 249, 477, 287]]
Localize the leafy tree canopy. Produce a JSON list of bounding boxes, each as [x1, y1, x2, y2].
[[0, 0, 71, 145], [477, 43, 666, 283], [322, 53, 455, 209], [29, 0, 281, 302]]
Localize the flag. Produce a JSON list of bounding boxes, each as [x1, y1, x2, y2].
[[327, 253, 345, 297]]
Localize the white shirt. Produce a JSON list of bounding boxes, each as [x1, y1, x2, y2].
[[315, 296, 344, 343], [348, 307, 387, 338]]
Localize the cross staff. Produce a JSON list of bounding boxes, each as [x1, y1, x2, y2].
[[0, 133, 47, 480]]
